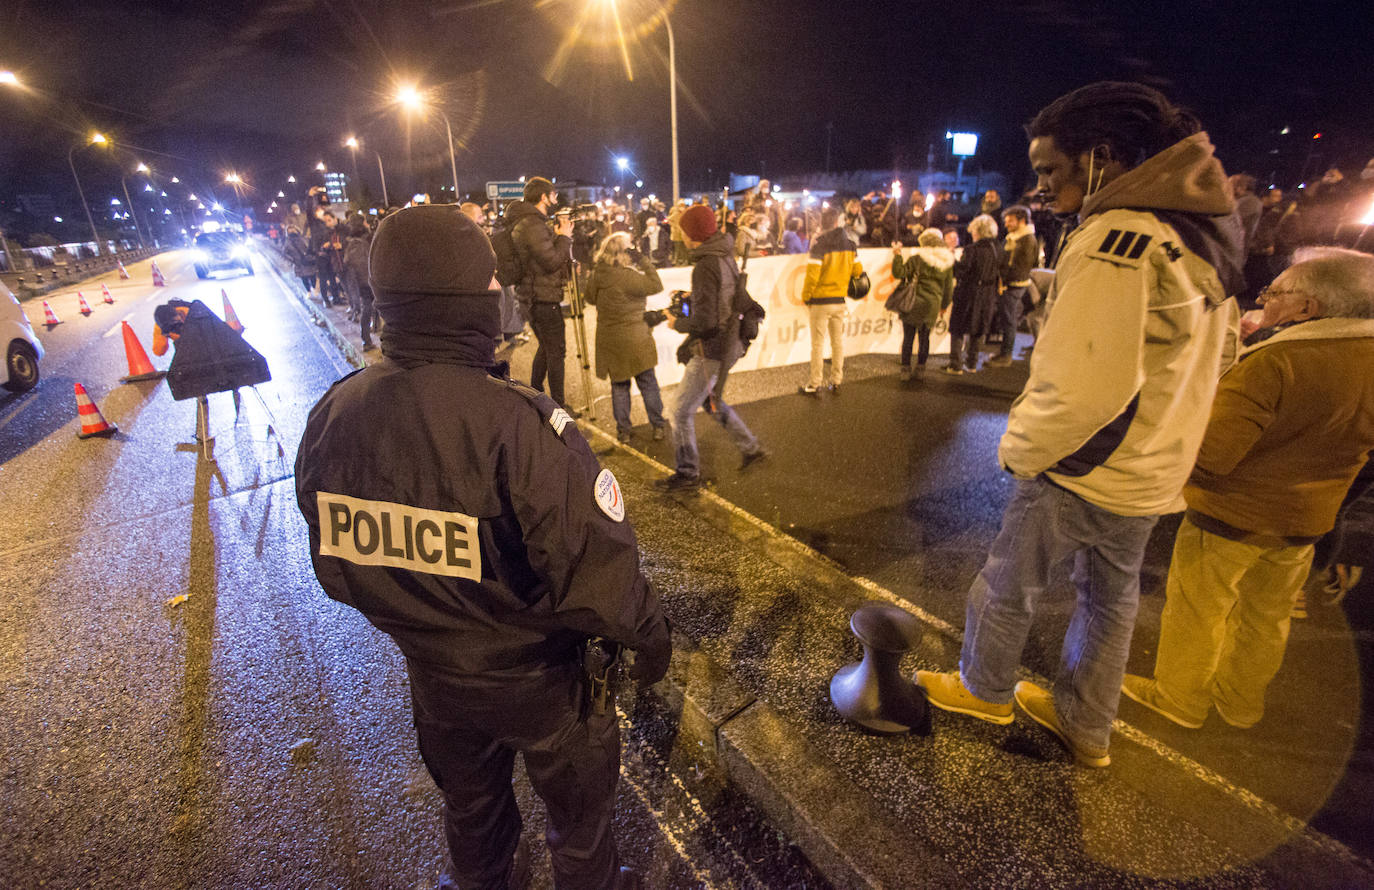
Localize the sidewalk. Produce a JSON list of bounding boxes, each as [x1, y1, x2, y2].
[[263, 241, 1374, 887]]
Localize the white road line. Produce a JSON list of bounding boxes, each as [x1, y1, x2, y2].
[[0, 390, 40, 434], [103, 313, 135, 338], [619, 769, 718, 889], [582, 422, 1374, 874]]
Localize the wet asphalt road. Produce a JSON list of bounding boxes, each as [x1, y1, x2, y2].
[[0, 250, 830, 889]]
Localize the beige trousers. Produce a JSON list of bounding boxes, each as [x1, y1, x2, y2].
[[808, 303, 847, 389], [1153, 516, 1313, 726]]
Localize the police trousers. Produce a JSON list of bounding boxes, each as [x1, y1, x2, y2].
[[407, 660, 621, 890]]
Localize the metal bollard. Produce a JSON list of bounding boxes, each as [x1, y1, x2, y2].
[[830, 603, 931, 735]]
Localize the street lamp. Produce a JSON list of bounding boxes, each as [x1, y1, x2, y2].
[[67, 132, 107, 255], [0, 71, 18, 87], [120, 163, 148, 248], [395, 83, 460, 199], [345, 135, 389, 208]]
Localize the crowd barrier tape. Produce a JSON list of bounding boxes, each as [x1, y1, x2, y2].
[[616, 247, 951, 387]]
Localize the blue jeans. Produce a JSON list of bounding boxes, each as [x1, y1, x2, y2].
[[611, 369, 666, 434], [996, 286, 1029, 356], [960, 476, 1159, 750], [671, 354, 759, 478]]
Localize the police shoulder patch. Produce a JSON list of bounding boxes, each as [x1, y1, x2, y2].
[[593, 469, 625, 522], [1085, 227, 1154, 267]]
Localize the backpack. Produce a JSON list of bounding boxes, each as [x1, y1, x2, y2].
[[725, 256, 767, 350], [491, 221, 523, 287]]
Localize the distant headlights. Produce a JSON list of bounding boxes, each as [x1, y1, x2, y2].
[[230, 244, 250, 259], [191, 249, 210, 263]]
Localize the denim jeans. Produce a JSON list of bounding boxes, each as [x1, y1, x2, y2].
[[996, 286, 1029, 356], [671, 354, 759, 478], [611, 369, 666, 434], [960, 476, 1159, 750]]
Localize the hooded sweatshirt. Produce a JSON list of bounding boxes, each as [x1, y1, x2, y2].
[[999, 132, 1243, 516]]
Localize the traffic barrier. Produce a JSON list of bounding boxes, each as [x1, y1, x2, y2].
[[119, 322, 166, 383], [151, 261, 166, 287], [830, 603, 931, 735], [221, 290, 243, 332], [101, 283, 115, 304], [74, 383, 118, 438], [78, 292, 93, 315], [42, 301, 61, 326], [117, 260, 130, 280]]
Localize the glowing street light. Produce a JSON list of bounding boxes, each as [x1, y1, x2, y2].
[[67, 132, 108, 253], [171, 176, 180, 183], [226, 173, 243, 183], [346, 135, 389, 207], [287, 175, 296, 183], [315, 162, 326, 172], [616, 157, 630, 171], [277, 191, 285, 198], [394, 82, 460, 198], [0, 71, 19, 87]]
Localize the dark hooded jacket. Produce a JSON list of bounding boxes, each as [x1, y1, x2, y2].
[[678, 232, 741, 363], [505, 199, 572, 305]]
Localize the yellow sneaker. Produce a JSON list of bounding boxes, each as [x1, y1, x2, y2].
[[915, 670, 1014, 725], [1013, 681, 1110, 768]]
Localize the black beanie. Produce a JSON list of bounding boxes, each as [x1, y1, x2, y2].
[[369, 204, 497, 307]]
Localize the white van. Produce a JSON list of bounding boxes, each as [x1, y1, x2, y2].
[[1, 281, 44, 393]]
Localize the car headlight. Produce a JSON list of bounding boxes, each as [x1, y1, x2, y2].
[[192, 249, 210, 262], [231, 245, 250, 258]]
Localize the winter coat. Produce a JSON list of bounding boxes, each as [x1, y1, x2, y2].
[[802, 227, 864, 305], [1001, 226, 1038, 286], [585, 259, 663, 381], [891, 246, 955, 328], [341, 232, 373, 300], [678, 233, 741, 363], [1000, 131, 1244, 516], [1185, 317, 1374, 539], [506, 200, 572, 305], [949, 238, 1000, 338], [284, 233, 317, 278]]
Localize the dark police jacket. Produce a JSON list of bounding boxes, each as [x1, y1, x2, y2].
[[295, 360, 670, 678]]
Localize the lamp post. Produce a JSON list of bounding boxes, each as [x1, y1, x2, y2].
[[120, 163, 148, 248], [663, 12, 680, 205], [346, 136, 389, 207], [396, 84, 460, 199], [67, 132, 107, 256]]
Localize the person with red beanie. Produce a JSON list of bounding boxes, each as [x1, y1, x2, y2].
[[656, 204, 768, 490]]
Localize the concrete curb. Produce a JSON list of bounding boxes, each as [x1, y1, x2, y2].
[[8, 248, 167, 301], [257, 242, 364, 370]]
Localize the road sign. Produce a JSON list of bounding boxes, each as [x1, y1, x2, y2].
[[486, 181, 525, 201]]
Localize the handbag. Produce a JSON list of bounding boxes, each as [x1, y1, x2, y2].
[[885, 280, 918, 315]]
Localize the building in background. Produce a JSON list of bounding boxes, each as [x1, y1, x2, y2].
[[324, 172, 349, 205]]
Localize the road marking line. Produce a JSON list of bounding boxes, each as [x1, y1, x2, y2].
[[0, 390, 40, 433], [582, 422, 1374, 874], [618, 769, 719, 889], [103, 313, 135, 338]]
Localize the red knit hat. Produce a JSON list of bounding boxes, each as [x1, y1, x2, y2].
[[679, 204, 718, 242]]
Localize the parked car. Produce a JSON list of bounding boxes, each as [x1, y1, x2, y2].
[[1, 280, 44, 393], [192, 231, 254, 279]]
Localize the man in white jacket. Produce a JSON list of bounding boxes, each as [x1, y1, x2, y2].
[[918, 82, 1243, 767]]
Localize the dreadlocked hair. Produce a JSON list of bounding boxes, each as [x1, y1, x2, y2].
[[1025, 81, 1201, 169]]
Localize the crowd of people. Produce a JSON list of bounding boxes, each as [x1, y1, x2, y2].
[[285, 78, 1374, 888]]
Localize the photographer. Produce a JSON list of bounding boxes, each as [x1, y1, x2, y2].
[[506, 177, 577, 414], [656, 205, 767, 491], [585, 232, 669, 443]]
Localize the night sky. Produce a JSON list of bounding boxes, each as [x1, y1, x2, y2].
[[3, 0, 1373, 217]]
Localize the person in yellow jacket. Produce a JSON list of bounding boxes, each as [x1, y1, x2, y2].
[[798, 206, 864, 396]]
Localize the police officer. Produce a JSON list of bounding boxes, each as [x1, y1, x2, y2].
[[295, 204, 670, 890]]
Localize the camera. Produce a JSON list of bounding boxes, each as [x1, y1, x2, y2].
[[667, 289, 690, 318]]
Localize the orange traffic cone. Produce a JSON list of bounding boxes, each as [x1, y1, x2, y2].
[[222, 290, 243, 332], [77, 292, 93, 315], [151, 261, 166, 287], [101, 283, 115, 304], [74, 383, 118, 438], [119, 322, 166, 383], [117, 260, 130, 280], [42, 301, 61, 326]]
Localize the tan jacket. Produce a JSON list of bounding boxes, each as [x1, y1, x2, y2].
[[1186, 318, 1374, 537]]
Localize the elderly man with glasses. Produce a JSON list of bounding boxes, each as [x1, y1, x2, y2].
[[1122, 247, 1374, 731]]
